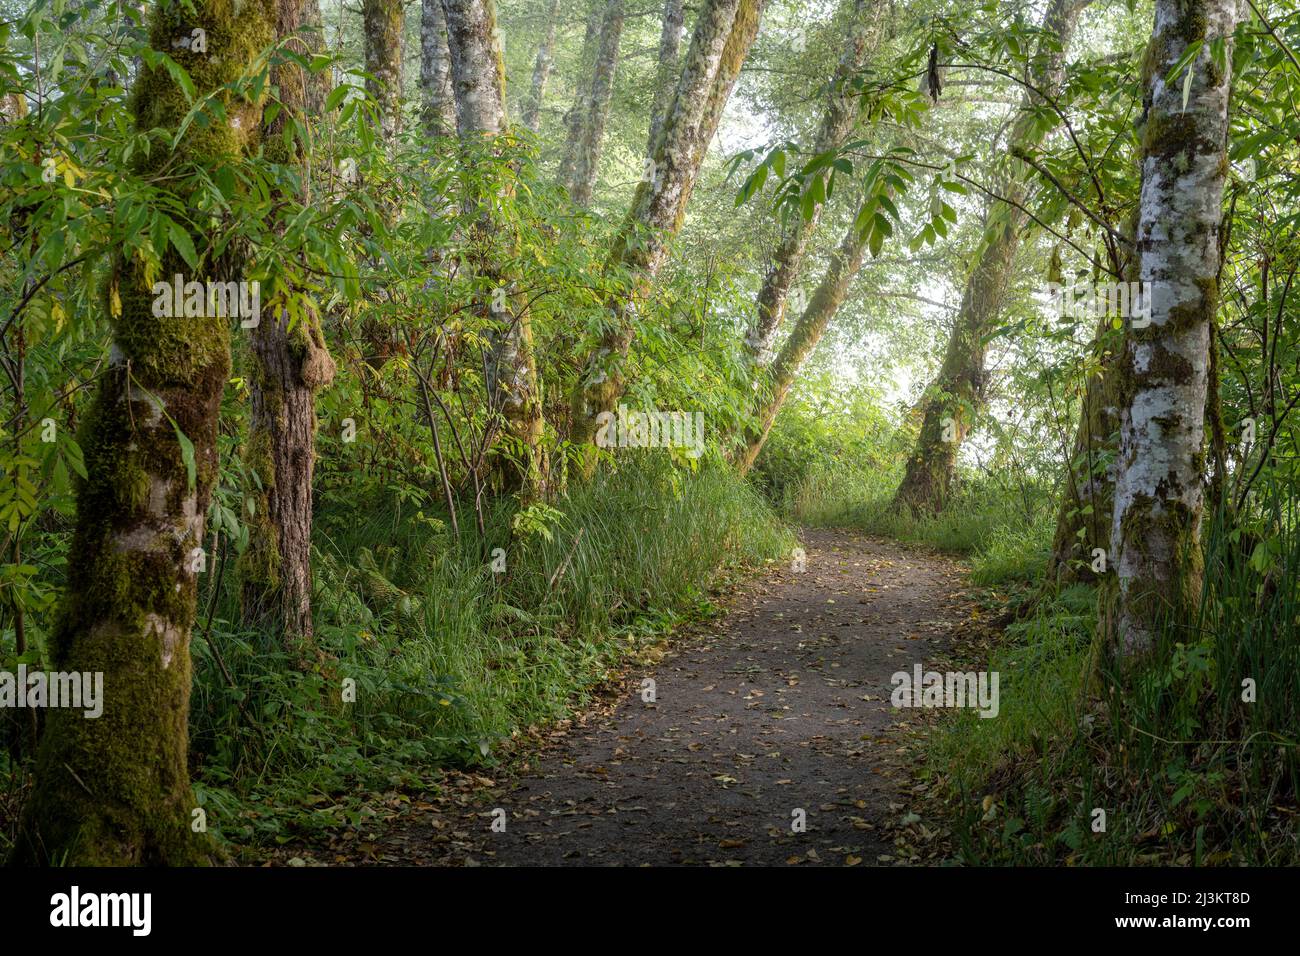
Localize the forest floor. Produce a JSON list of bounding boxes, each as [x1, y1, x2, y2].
[[265, 528, 988, 866]]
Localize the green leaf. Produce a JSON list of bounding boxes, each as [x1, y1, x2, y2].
[[169, 220, 199, 271], [173, 422, 197, 494]]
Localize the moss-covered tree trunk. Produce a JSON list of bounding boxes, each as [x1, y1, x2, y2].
[[444, 0, 547, 498], [736, 194, 873, 474], [566, 0, 624, 208], [239, 0, 337, 655], [744, 0, 879, 366], [1046, 314, 1123, 585], [1046, 205, 1140, 587], [520, 0, 561, 132], [646, 0, 686, 156], [891, 226, 1018, 513], [421, 0, 457, 135], [683, 0, 764, 199], [891, 0, 1085, 514], [363, 0, 404, 143], [1108, 0, 1236, 655], [569, 0, 757, 457], [12, 0, 274, 866]]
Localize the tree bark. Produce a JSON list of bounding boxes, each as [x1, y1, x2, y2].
[[1108, 0, 1236, 655], [646, 0, 685, 156], [557, 0, 602, 190], [569, 0, 759, 458], [685, 0, 765, 194], [443, 0, 547, 498], [421, 0, 457, 135], [892, 0, 1086, 514], [443, 0, 507, 136], [1046, 201, 1141, 587], [521, 0, 561, 132], [363, 0, 404, 143], [12, 0, 275, 866], [238, 0, 338, 655], [567, 0, 624, 207], [744, 0, 880, 365]]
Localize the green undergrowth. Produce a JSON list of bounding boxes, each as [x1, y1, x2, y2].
[[188, 456, 793, 848], [921, 497, 1300, 866], [788, 457, 1055, 583]]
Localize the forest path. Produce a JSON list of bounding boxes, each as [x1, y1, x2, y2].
[[352, 529, 973, 866]]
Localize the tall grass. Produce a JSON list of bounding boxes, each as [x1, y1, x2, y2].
[[188, 456, 793, 845], [926, 487, 1300, 865], [780, 443, 1298, 864]]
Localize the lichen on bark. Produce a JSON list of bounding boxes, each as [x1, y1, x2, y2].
[[1107, 0, 1236, 655]]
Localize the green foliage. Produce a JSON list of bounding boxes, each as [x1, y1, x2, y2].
[[184, 458, 790, 844]]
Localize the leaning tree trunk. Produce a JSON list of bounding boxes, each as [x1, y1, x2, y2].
[[744, 0, 879, 365], [421, 0, 457, 135], [363, 0, 404, 143], [646, 0, 686, 155], [567, 0, 624, 207], [569, 0, 757, 459], [12, 0, 274, 866], [521, 0, 561, 132], [892, 0, 1086, 514], [239, 0, 338, 657], [1108, 0, 1236, 656], [736, 193, 874, 474], [444, 0, 547, 499], [891, 224, 1017, 513], [683, 0, 765, 201]]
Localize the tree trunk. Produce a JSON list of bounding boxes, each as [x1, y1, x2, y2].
[[736, 193, 874, 474], [421, 0, 457, 135], [443, 0, 507, 136], [301, 0, 330, 115], [1046, 314, 1123, 585], [12, 0, 274, 866], [1046, 201, 1142, 587], [646, 0, 685, 155], [569, 0, 758, 457], [557, 0, 602, 190], [891, 0, 1086, 514], [521, 0, 561, 132], [363, 0, 404, 143], [567, 0, 624, 207], [443, 0, 547, 498], [745, 0, 880, 365], [684, 0, 765, 196], [239, 0, 338, 656], [1108, 0, 1236, 655]]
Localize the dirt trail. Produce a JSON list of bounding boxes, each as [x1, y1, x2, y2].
[[358, 528, 974, 866]]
